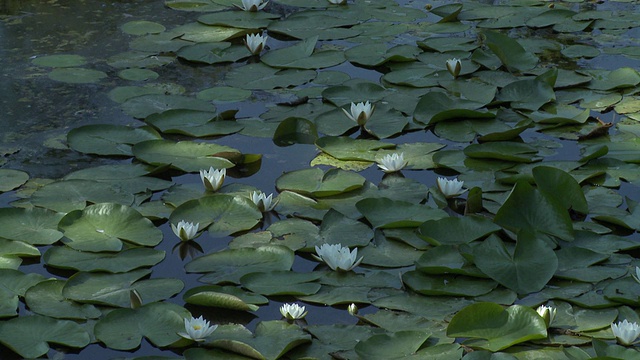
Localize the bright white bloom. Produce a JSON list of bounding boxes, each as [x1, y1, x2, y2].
[[171, 220, 199, 242], [313, 243, 363, 272], [178, 316, 217, 342], [437, 177, 465, 198], [236, 0, 268, 11], [632, 266, 640, 284], [611, 320, 640, 346], [327, 0, 347, 4], [348, 303, 358, 316], [245, 33, 267, 55], [251, 191, 278, 212], [536, 305, 556, 328], [200, 167, 226, 192], [377, 152, 407, 173], [280, 303, 308, 320], [342, 101, 374, 126], [446, 58, 461, 78]]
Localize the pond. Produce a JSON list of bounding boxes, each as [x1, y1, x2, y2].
[[1, 0, 640, 359]]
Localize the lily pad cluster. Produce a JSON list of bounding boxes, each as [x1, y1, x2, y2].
[[3, 0, 640, 358]]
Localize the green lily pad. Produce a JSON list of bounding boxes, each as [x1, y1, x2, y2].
[[276, 167, 366, 197], [0, 169, 29, 192], [32, 54, 87, 67], [58, 203, 163, 252], [473, 232, 558, 294], [403, 271, 497, 297], [186, 245, 294, 284], [532, 166, 589, 214], [345, 43, 421, 67], [178, 42, 249, 64], [198, 10, 279, 28], [24, 280, 102, 320], [184, 285, 268, 311], [240, 271, 322, 296], [0, 207, 64, 245], [0, 269, 46, 317], [494, 180, 574, 241], [355, 330, 430, 360], [481, 30, 538, 72], [418, 215, 502, 246], [67, 124, 162, 156], [225, 63, 316, 90], [261, 36, 345, 70], [145, 109, 243, 137], [48, 68, 107, 83], [43, 246, 165, 272], [207, 321, 311, 360], [132, 139, 238, 172], [169, 194, 262, 237], [446, 303, 548, 351], [63, 269, 183, 307], [30, 179, 135, 213], [121, 20, 166, 35], [0, 238, 40, 269], [94, 302, 190, 350], [357, 197, 448, 228], [0, 315, 90, 358], [121, 94, 217, 119]]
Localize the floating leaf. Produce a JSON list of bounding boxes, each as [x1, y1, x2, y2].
[[0, 315, 90, 358], [67, 124, 162, 156]]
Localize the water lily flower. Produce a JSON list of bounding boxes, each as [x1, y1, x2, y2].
[[446, 58, 461, 78], [251, 191, 278, 212], [280, 303, 308, 320], [536, 305, 556, 328], [632, 266, 640, 284], [327, 0, 347, 4], [313, 243, 363, 272], [348, 303, 358, 316], [342, 101, 374, 126], [200, 167, 226, 192], [171, 220, 199, 242], [437, 177, 465, 198], [244, 33, 267, 55], [178, 315, 217, 342], [235, 0, 268, 11], [377, 152, 407, 173], [611, 320, 640, 346]]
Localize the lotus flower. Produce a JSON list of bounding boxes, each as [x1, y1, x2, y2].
[[536, 305, 556, 328], [327, 0, 347, 4], [251, 191, 278, 212], [313, 243, 363, 272], [611, 320, 640, 346], [437, 177, 465, 198], [171, 220, 199, 242], [446, 58, 461, 78], [377, 152, 407, 173], [348, 303, 358, 316], [235, 0, 268, 11], [200, 167, 226, 192], [280, 303, 308, 320], [178, 316, 217, 342], [342, 101, 374, 126], [245, 33, 267, 55]]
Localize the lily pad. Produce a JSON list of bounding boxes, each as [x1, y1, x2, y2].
[[43, 246, 165, 272], [0, 169, 29, 192], [67, 124, 162, 156]]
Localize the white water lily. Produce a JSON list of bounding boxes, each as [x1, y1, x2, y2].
[[342, 101, 374, 126], [280, 303, 308, 320], [327, 0, 347, 4], [200, 167, 226, 192], [377, 152, 407, 173], [313, 243, 363, 272], [348, 303, 358, 316], [178, 316, 217, 342], [437, 177, 465, 198], [446, 58, 461, 78], [536, 305, 556, 328], [251, 191, 278, 212], [244, 33, 267, 55], [235, 0, 268, 11], [611, 320, 640, 346], [171, 220, 199, 242]]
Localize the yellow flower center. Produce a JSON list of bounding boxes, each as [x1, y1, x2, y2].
[[193, 325, 202, 330]]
